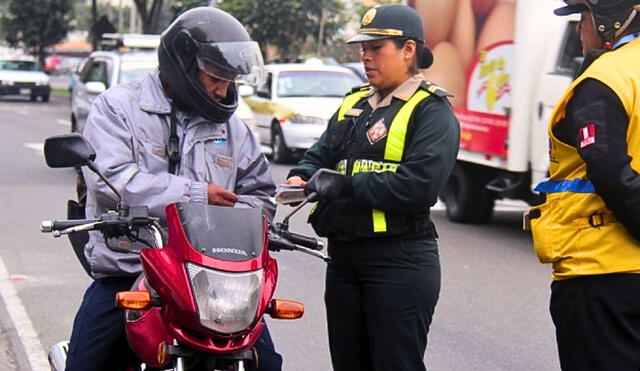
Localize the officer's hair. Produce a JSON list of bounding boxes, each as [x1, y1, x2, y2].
[[391, 38, 432, 74]]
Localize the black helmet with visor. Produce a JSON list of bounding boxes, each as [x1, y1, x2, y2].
[[555, 0, 640, 48], [158, 7, 265, 123]]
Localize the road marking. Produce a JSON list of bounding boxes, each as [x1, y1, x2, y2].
[[56, 119, 70, 127], [0, 257, 49, 371], [23, 142, 44, 156]]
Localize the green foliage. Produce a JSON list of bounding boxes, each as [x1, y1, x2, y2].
[[218, 0, 348, 62], [1, 0, 73, 65]]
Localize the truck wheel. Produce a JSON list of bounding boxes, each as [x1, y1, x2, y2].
[[42, 94, 49, 102], [271, 124, 290, 164], [30, 94, 37, 102], [441, 163, 495, 223]]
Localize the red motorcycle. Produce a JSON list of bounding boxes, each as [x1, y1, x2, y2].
[[41, 134, 329, 371]]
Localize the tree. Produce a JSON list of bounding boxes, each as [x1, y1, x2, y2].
[[218, 0, 347, 62], [133, 0, 165, 33], [0, 0, 73, 66]]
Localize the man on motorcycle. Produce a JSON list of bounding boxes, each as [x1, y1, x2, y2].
[[65, 7, 281, 370]]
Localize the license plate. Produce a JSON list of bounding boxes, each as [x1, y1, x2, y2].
[[19, 88, 30, 95]]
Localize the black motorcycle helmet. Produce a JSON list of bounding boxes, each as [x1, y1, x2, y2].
[[158, 7, 265, 122], [555, 0, 640, 48]]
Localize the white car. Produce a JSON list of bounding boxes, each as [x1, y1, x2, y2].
[[0, 57, 51, 102], [243, 63, 363, 163]]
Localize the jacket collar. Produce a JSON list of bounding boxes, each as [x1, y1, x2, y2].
[[367, 74, 423, 109], [138, 70, 172, 114]]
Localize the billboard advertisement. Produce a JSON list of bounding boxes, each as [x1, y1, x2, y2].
[[408, 0, 516, 158]]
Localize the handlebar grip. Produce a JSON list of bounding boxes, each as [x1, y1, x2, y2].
[[268, 232, 296, 251], [41, 219, 99, 232], [282, 231, 324, 251]]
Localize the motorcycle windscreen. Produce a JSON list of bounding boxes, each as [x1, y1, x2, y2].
[[176, 203, 264, 262]]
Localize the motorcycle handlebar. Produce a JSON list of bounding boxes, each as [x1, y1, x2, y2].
[[280, 230, 324, 251]]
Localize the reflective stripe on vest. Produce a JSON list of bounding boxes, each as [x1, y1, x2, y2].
[[384, 89, 430, 162], [337, 90, 370, 121], [335, 88, 431, 233], [350, 159, 399, 233], [534, 179, 596, 194]]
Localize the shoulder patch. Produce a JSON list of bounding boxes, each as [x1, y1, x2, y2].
[[421, 81, 453, 98], [349, 83, 372, 94]]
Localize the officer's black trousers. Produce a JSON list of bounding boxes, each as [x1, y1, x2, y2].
[[325, 238, 440, 371], [550, 273, 640, 371]]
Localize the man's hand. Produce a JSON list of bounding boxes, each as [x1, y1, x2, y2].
[[207, 184, 238, 206], [284, 176, 307, 187]]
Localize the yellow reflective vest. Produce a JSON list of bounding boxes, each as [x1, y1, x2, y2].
[[333, 86, 431, 234], [531, 38, 640, 280]]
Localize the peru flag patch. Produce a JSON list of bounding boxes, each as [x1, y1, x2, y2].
[[579, 124, 596, 148]]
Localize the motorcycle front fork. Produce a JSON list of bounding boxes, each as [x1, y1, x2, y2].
[[171, 356, 183, 371]]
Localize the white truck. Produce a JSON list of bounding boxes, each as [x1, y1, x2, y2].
[[407, 0, 583, 223]]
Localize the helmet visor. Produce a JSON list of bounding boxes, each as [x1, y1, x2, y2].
[[196, 41, 265, 85]]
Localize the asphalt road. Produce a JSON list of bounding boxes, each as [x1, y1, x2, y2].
[[0, 94, 560, 370]]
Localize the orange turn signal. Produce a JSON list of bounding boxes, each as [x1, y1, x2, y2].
[[268, 299, 304, 319], [115, 291, 151, 310], [157, 341, 168, 365]]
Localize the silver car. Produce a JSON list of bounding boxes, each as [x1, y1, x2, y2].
[[70, 49, 257, 135], [70, 50, 159, 133]]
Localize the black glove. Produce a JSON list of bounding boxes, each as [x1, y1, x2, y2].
[[305, 169, 351, 201]]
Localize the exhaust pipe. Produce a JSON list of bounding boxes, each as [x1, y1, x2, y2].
[[48, 341, 69, 371]]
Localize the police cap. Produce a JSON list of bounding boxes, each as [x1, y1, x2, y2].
[[347, 4, 424, 44]]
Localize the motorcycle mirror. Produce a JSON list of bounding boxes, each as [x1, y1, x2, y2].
[[44, 133, 96, 168], [43, 133, 124, 208]]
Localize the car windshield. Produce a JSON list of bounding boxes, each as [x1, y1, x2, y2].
[[119, 61, 157, 83], [277, 70, 362, 98], [0, 60, 40, 71]]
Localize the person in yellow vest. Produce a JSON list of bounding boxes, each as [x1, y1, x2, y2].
[[531, 1, 640, 369], [283, 4, 460, 370]]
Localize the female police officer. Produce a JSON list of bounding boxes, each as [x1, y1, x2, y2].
[[284, 4, 460, 370]]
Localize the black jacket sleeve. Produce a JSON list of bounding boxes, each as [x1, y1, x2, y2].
[[556, 78, 640, 241], [352, 96, 460, 213]]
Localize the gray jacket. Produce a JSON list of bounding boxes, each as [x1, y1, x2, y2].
[[82, 71, 275, 279]]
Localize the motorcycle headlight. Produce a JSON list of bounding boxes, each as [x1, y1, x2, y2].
[[288, 114, 326, 125], [187, 263, 263, 334]]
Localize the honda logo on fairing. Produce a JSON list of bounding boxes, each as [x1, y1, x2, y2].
[[210, 248, 249, 256]]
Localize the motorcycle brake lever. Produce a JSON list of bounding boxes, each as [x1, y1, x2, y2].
[[54, 222, 103, 237], [295, 245, 331, 262]]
